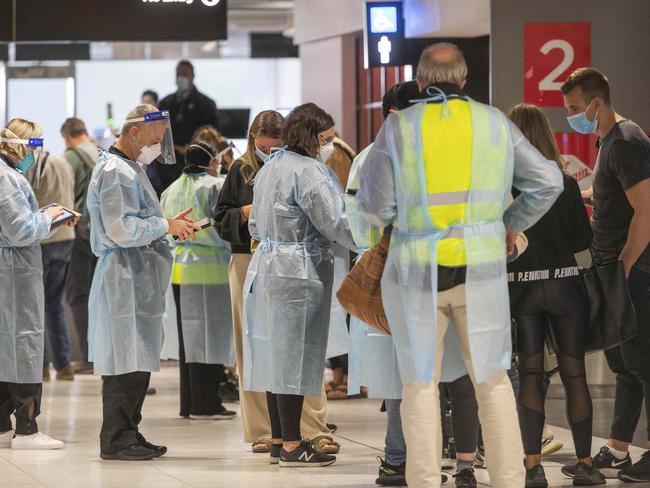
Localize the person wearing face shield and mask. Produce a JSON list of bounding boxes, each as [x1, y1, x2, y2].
[[160, 141, 237, 421], [0, 118, 77, 450], [86, 104, 200, 461], [242, 103, 356, 467], [157, 60, 220, 194]]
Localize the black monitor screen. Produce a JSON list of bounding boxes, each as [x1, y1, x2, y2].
[[13, 0, 227, 42], [218, 109, 251, 140]]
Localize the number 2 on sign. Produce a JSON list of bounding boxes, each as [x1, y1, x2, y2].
[[538, 39, 574, 91]]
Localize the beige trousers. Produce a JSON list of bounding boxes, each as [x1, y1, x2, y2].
[[401, 284, 524, 487], [229, 253, 330, 443]]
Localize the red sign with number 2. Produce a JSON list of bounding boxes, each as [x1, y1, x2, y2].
[[524, 22, 591, 107]]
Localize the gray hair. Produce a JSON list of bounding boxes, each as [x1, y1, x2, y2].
[[416, 42, 468, 87], [120, 104, 158, 136]]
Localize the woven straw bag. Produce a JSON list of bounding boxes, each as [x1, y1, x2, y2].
[[336, 226, 392, 335]]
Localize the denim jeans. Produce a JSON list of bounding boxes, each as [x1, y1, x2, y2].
[[385, 398, 406, 465], [42, 240, 73, 370]]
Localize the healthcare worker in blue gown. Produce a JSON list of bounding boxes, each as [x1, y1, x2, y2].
[[243, 103, 356, 467], [0, 120, 75, 450], [87, 104, 199, 461]]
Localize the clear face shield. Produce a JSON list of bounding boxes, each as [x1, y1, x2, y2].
[[123, 111, 176, 166], [0, 136, 45, 174]]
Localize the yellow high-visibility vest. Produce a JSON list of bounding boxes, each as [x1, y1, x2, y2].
[[397, 99, 508, 266]]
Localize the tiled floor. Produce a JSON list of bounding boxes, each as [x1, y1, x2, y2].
[[0, 366, 647, 487]]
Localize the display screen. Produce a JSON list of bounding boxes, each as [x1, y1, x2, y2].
[[11, 0, 227, 42], [369, 6, 398, 34]]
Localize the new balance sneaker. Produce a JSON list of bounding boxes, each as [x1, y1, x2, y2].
[[525, 464, 548, 488], [12, 432, 63, 450], [474, 446, 487, 469], [562, 446, 632, 479], [279, 441, 336, 467], [270, 443, 282, 465], [573, 462, 605, 485], [454, 467, 477, 488], [618, 450, 650, 483], [375, 457, 407, 486]]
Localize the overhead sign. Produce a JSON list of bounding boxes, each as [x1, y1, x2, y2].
[[524, 22, 591, 107], [7, 0, 227, 42], [364, 1, 405, 69]]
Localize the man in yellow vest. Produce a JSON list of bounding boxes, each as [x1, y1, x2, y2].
[[357, 43, 563, 487]]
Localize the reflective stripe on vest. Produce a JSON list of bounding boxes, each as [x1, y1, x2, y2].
[[397, 99, 509, 267], [171, 244, 230, 285]]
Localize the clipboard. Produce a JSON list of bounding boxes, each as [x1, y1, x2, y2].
[[40, 203, 80, 229]]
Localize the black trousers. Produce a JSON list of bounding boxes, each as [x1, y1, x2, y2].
[[511, 278, 593, 458], [66, 234, 97, 363], [439, 375, 479, 453], [0, 382, 41, 435], [605, 267, 650, 443], [266, 392, 304, 442], [172, 285, 225, 417], [100, 372, 150, 454]]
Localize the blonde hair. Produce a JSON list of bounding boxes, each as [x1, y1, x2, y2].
[[508, 104, 565, 170], [0, 118, 43, 165], [120, 103, 159, 136], [241, 110, 285, 184]]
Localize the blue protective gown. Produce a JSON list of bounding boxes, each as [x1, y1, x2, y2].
[[160, 172, 233, 366], [242, 149, 356, 397], [0, 157, 52, 383], [357, 100, 563, 386], [87, 150, 173, 376]]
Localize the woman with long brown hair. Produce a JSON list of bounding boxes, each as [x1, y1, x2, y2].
[[214, 110, 339, 456], [507, 104, 604, 487], [241, 103, 355, 467]]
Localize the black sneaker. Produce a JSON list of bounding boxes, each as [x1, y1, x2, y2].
[[279, 441, 336, 467], [562, 446, 632, 479], [454, 467, 477, 488], [100, 444, 158, 461], [136, 433, 167, 458], [525, 464, 548, 488], [442, 444, 456, 471], [375, 457, 407, 486], [573, 462, 605, 485], [327, 423, 338, 434], [618, 450, 650, 483], [473, 445, 487, 469], [189, 405, 237, 420], [269, 443, 282, 465]]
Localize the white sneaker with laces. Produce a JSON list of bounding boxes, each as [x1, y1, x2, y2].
[[0, 430, 14, 448], [11, 432, 64, 450]]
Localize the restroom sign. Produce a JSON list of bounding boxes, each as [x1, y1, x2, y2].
[[524, 22, 591, 107], [364, 1, 405, 68]]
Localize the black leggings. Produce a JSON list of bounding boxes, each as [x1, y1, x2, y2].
[[511, 278, 593, 458], [266, 392, 304, 442], [439, 375, 479, 453]]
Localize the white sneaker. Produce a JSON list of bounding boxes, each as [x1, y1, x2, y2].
[[12, 432, 64, 450], [0, 430, 14, 448]]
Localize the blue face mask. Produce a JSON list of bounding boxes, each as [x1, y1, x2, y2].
[[567, 101, 599, 134], [16, 151, 36, 173]]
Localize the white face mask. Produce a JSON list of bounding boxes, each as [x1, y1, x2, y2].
[[255, 147, 270, 162], [137, 143, 162, 166], [176, 76, 191, 92], [320, 141, 335, 163]]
